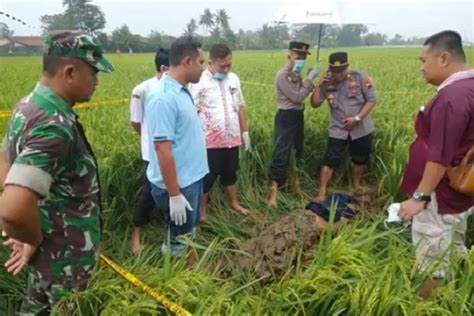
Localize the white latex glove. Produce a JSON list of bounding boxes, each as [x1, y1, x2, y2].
[[307, 66, 319, 81], [169, 194, 193, 226], [242, 131, 251, 151]]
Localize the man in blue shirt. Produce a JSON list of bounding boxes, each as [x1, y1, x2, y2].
[[145, 36, 207, 260]]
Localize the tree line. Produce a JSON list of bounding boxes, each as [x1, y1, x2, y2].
[[7, 0, 428, 52]]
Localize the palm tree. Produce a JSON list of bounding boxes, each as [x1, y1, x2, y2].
[[214, 9, 230, 31], [199, 9, 214, 36], [183, 18, 198, 37]]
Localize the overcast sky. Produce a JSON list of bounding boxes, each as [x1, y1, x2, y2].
[[1, 0, 473, 42]]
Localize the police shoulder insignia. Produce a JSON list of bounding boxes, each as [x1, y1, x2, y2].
[[363, 77, 373, 89]]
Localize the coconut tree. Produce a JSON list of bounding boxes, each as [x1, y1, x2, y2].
[[199, 8, 214, 36]]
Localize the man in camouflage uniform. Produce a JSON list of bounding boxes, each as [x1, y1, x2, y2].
[[0, 30, 114, 315]]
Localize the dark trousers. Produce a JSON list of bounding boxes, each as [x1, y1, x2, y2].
[[203, 147, 239, 193], [322, 134, 373, 168], [270, 109, 304, 186], [132, 161, 157, 226]]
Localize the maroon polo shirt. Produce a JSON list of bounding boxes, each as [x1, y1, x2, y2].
[[400, 77, 474, 214]]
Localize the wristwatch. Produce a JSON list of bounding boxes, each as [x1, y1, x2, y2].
[[355, 115, 361, 122], [412, 191, 431, 202]]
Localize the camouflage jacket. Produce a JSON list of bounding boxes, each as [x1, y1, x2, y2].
[[4, 83, 101, 280]]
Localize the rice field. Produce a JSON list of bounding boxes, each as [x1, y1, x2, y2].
[[0, 47, 473, 315]]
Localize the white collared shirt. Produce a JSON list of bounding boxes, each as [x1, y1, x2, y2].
[[189, 69, 246, 149], [130, 76, 160, 161]]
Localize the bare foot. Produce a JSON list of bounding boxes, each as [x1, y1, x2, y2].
[[313, 194, 326, 203], [267, 190, 278, 208], [185, 250, 197, 268], [231, 203, 251, 216], [353, 185, 373, 195], [129, 227, 141, 254], [419, 279, 440, 299]]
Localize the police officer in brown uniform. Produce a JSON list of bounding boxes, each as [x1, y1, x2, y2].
[[311, 52, 377, 201], [267, 41, 318, 207]]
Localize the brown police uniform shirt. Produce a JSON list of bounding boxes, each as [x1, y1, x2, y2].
[[320, 69, 377, 140], [275, 64, 314, 111]]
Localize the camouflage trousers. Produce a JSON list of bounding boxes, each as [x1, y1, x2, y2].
[[18, 267, 92, 316]]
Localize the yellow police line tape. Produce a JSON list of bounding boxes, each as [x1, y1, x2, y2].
[[0, 98, 130, 119], [75, 98, 129, 110], [0, 82, 432, 119], [240, 81, 433, 96], [241, 80, 274, 88], [99, 254, 193, 316]]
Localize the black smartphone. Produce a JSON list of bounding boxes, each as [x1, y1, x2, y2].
[[322, 69, 332, 82]]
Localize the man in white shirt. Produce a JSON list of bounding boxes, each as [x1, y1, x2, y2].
[[189, 43, 251, 222], [129, 48, 169, 253]]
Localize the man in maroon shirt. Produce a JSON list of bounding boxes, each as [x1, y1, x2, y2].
[[399, 30, 474, 298]]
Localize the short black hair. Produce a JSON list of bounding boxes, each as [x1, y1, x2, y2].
[[424, 30, 466, 62], [169, 36, 202, 67], [210, 43, 232, 60], [42, 54, 66, 75], [155, 47, 169, 72]]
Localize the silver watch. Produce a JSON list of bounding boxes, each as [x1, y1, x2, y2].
[[412, 191, 431, 202]]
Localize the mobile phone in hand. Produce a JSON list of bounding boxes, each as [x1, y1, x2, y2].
[[322, 70, 332, 82]]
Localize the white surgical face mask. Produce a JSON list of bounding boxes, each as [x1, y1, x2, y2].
[[214, 72, 228, 80]]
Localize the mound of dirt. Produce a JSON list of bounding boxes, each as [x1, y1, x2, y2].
[[235, 210, 346, 280], [231, 189, 379, 281]]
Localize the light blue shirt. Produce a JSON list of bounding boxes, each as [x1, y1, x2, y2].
[[145, 74, 208, 189]]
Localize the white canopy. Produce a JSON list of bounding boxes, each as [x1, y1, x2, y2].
[[271, 1, 374, 62], [272, 1, 374, 25]]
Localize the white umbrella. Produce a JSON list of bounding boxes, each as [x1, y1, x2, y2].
[[272, 1, 374, 64]]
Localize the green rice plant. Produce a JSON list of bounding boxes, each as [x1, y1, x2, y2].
[[0, 47, 473, 315]]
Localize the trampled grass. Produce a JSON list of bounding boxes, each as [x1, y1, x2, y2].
[[0, 47, 473, 315]]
